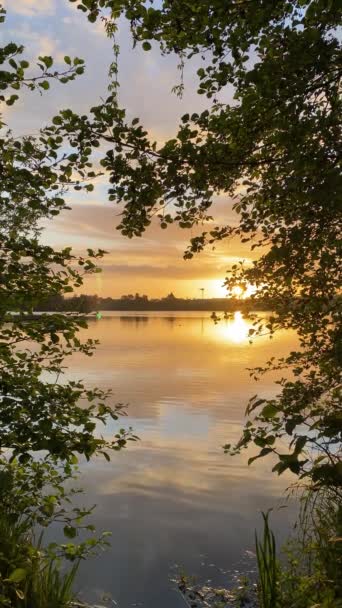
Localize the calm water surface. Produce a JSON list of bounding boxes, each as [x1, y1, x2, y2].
[[65, 312, 298, 607]]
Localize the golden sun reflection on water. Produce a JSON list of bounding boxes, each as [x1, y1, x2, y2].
[[223, 311, 249, 343], [211, 311, 251, 344]]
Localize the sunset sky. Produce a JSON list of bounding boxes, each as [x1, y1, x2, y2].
[[2, 0, 255, 298]]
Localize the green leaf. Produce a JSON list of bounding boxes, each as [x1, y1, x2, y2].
[[261, 404, 278, 419], [294, 436, 307, 455], [64, 525, 77, 538], [39, 55, 53, 69], [8, 568, 27, 583], [248, 447, 273, 465]]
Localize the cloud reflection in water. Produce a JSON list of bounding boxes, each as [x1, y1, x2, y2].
[[63, 312, 298, 608]]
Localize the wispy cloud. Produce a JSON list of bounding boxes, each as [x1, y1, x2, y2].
[[3, 0, 55, 17], [7, 24, 58, 56]]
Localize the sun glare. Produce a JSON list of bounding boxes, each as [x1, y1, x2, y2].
[[209, 279, 256, 299], [231, 285, 244, 298]]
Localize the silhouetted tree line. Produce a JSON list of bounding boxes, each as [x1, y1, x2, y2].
[[36, 292, 271, 313]]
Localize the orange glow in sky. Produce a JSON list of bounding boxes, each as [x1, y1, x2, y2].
[[81, 275, 257, 299]]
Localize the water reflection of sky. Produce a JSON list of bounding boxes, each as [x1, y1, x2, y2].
[[63, 313, 298, 607]]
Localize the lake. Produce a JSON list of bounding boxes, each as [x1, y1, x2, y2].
[[65, 312, 298, 607]]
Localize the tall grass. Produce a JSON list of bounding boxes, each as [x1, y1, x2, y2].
[[27, 558, 79, 608], [0, 511, 79, 608], [255, 510, 279, 608]]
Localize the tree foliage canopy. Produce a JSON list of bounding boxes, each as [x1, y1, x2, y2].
[[64, 0, 341, 488], [0, 6, 136, 463], [0, 0, 340, 486]]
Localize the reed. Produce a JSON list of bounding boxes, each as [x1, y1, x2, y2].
[[255, 510, 279, 608]]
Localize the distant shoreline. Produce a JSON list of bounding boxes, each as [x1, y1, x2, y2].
[[8, 310, 269, 324], [7, 297, 273, 319], [34, 296, 271, 314]]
